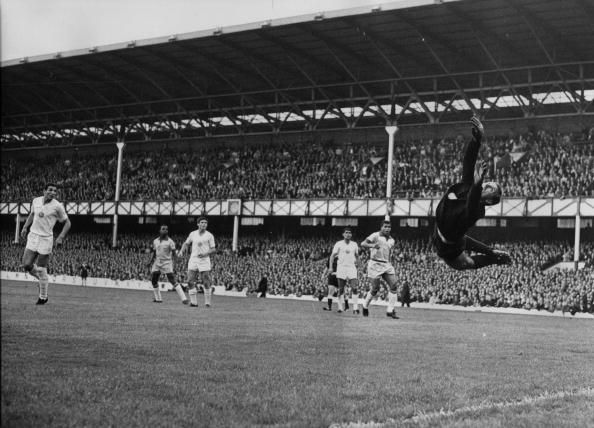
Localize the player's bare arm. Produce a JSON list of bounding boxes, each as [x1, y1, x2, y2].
[[147, 248, 156, 267], [178, 242, 189, 258], [20, 211, 34, 241], [361, 238, 380, 250], [327, 252, 338, 275], [55, 217, 71, 246]]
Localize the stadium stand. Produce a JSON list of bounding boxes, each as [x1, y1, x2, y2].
[[2, 129, 593, 202], [1, 231, 592, 314]]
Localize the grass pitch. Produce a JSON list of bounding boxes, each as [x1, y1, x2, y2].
[[2, 281, 593, 428]]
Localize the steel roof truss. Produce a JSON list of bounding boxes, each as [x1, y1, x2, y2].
[[475, 36, 529, 116], [83, 56, 145, 105], [255, 29, 349, 81], [214, 38, 311, 127], [375, 45, 433, 123], [509, 0, 585, 112], [3, 92, 45, 122], [445, 3, 525, 63], [287, 56, 350, 127], [249, 62, 312, 126], [54, 59, 115, 107], [397, 10, 479, 71], [110, 51, 190, 116], [309, 31, 384, 124], [342, 17, 436, 74], [419, 38, 478, 116], [506, 0, 586, 61], [209, 65, 279, 131]]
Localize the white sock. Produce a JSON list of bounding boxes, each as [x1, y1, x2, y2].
[[204, 287, 212, 306], [189, 288, 198, 305], [387, 292, 398, 313], [175, 284, 187, 302], [339, 295, 345, 311], [352, 295, 359, 310], [153, 288, 162, 301], [363, 291, 373, 309], [38, 267, 48, 299]]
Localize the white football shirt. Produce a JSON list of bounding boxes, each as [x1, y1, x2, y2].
[[332, 240, 359, 268], [365, 232, 395, 262], [30, 196, 68, 237], [153, 237, 176, 263], [185, 230, 215, 260]]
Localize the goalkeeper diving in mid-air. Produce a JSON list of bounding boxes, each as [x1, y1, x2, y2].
[[432, 116, 512, 270]]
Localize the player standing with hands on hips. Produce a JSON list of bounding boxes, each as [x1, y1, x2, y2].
[[20, 183, 71, 305]]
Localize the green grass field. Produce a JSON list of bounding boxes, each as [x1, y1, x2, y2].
[[2, 281, 593, 428]]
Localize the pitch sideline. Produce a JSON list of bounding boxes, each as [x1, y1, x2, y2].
[[329, 387, 594, 427]]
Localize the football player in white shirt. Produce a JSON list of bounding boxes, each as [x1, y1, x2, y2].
[[329, 227, 361, 314], [178, 217, 216, 307], [360, 220, 400, 319], [20, 183, 71, 305], [146, 225, 188, 304]]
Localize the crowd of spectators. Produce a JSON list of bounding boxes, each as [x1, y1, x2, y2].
[[1, 230, 592, 315], [2, 128, 593, 202]]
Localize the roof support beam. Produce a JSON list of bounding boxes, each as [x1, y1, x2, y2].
[[301, 23, 389, 124], [210, 38, 312, 129], [475, 35, 530, 117], [506, 0, 586, 113], [342, 17, 437, 74], [397, 10, 480, 71], [255, 29, 349, 81], [110, 51, 188, 115], [3, 61, 592, 132], [53, 59, 120, 107], [343, 19, 435, 123], [418, 38, 478, 116], [287, 55, 351, 128], [444, 3, 526, 65]]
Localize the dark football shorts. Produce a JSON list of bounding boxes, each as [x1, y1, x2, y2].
[[327, 273, 338, 287], [432, 231, 465, 261]]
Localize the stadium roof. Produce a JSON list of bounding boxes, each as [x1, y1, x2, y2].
[[2, 0, 593, 147]]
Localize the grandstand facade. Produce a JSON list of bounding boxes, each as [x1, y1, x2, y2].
[[2, 0, 593, 236], [1, 0, 593, 315]]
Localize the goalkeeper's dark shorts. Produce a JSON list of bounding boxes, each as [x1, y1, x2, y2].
[[432, 229, 465, 261]]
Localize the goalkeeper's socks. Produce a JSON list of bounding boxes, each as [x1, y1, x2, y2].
[[465, 236, 495, 256], [471, 255, 498, 269]]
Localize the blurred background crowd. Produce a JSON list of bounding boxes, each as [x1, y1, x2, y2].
[[2, 125, 592, 315], [1, 230, 592, 315], [2, 128, 593, 202]]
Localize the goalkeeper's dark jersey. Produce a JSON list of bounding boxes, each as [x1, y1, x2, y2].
[[433, 136, 485, 259]]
